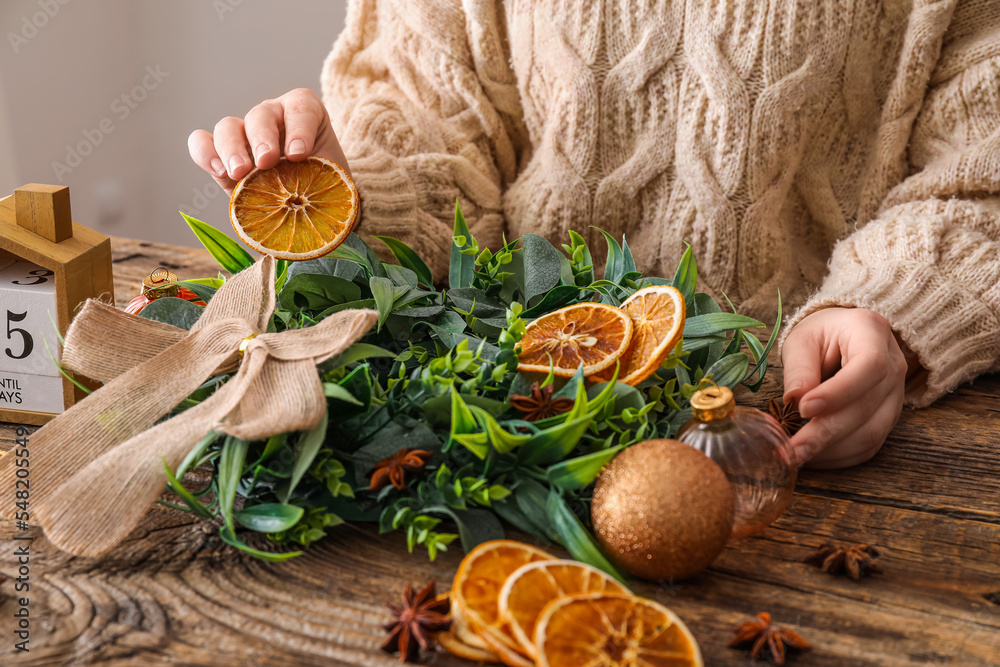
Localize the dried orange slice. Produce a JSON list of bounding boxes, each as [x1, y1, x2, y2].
[[229, 155, 359, 260], [518, 302, 633, 378], [437, 630, 502, 663], [452, 601, 492, 651], [594, 285, 686, 385], [499, 559, 627, 658], [452, 540, 555, 665], [534, 592, 703, 667]]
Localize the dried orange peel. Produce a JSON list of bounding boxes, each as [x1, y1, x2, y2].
[[499, 559, 627, 658], [229, 155, 359, 261], [450, 540, 555, 664], [517, 302, 633, 378], [534, 592, 702, 666], [593, 285, 686, 385], [442, 541, 703, 667]]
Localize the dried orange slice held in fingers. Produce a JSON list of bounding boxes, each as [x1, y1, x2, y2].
[[518, 302, 633, 378], [595, 285, 686, 385], [229, 155, 359, 260], [452, 540, 556, 666], [534, 592, 703, 667], [498, 559, 628, 658]]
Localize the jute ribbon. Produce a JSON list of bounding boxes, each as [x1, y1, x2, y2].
[[0, 255, 376, 557]]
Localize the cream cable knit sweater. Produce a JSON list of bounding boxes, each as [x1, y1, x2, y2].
[[321, 0, 1000, 408]]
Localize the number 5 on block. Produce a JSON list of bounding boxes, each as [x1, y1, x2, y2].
[[0, 260, 64, 414]]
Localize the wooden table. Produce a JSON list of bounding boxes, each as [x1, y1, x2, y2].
[[1, 238, 998, 666]]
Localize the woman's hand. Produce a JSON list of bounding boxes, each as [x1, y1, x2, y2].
[[187, 87, 350, 195], [780, 308, 908, 469]]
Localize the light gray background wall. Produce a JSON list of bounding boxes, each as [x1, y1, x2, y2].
[[0, 0, 348, 247]]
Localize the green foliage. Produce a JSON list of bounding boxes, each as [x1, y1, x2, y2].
[[167, 202, 779, 567]]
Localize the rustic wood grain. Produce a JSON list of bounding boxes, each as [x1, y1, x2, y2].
[[1, 238, 998, 666]]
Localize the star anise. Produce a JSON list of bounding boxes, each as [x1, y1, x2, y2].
[[509, 382, 575, 421], [805, 542, 883, 580], [369, 449, 433, 492], [769, 397, 805, 437], [382, 581, 451, 663], [729, 612, 812, 665]]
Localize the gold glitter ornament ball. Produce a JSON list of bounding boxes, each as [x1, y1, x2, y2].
[[592, 439, 735, 581]]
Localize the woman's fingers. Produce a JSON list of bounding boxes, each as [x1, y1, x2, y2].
[[790, 378, 891, 465], [189, 89, 352, 194], [213, 116, 253, 181], [797, 314, 905, 419], [780, 328, 825, 405], [802, 392, 905, 469], [187, 129, 236, 192], [244, 100, 283, 170], [278, 88, 326, 161]]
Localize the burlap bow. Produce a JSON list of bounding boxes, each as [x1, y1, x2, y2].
[[0, 255, 376, 557]]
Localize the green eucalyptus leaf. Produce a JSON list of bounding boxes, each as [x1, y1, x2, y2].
[[139, 297, 204, 330], [520, 285, 590, 319], [384, 263, 419, 288], [287, 256, 361, 282], [705, 352, 751, 388], [236, 503, 305, 533], [279, 274, 363, 312], [181, 212, 255, 274], [448, 288, 506, 317], [521, 234, 563, 304], [692, 292, 722, 315], [370, 276, 400, 331]]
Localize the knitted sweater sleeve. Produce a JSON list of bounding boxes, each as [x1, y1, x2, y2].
[[320, 0, 521, 279], [779, 3, 1000, 408]]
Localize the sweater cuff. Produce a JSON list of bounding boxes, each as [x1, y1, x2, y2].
[[778, 249, 1000, 409]]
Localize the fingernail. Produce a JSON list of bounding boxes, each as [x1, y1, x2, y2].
[[254, 143, 271, 161], [800, 399, 826, 417], [288, 139, 306, 156], [228, 155, 244, 175], [210, 157, 225, 177]]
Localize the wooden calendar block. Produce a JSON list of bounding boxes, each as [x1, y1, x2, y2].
[[0, 261, 61, 377], [0, 184, 114, 425], [0, 370, 64, 414]]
